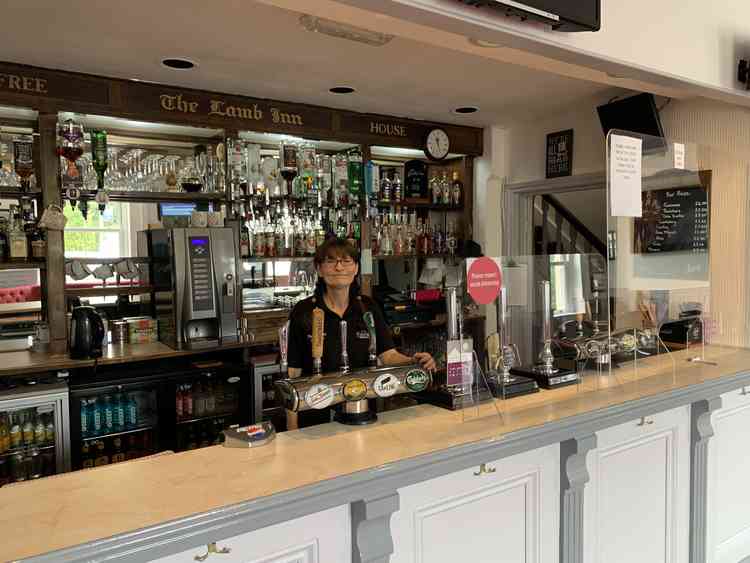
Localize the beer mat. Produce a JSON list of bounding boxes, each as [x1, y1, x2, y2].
[[223, 422, 276, 448]]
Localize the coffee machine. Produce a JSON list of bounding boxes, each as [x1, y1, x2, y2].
[[139, 227, 239, 350]]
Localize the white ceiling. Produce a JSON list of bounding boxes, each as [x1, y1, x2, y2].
[[0, 0, 612, 128]]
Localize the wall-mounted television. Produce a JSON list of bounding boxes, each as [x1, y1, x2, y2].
[[597, 93, 666, 152], [456, 0, 600, 32]]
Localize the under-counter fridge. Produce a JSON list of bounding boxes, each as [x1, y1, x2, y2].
[[68, 361, 253, 470], [0, 379, 70, 487]]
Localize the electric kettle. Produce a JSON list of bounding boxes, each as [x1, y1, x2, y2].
[[69, 306, 105, 359]]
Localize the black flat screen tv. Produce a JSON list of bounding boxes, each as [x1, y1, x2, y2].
[[458, 0, 600, 32], [597, 93, 666, 152]]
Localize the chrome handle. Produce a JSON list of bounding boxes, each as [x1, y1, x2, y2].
[[194, 542, 231, 561], [473, 463, 497, 476], [637, 417, 654, 426]]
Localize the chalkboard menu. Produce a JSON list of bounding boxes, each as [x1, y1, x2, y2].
[[633, 185, 709, 254], [404, 160, 428, 200]]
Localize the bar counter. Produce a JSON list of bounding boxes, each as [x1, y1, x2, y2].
[[3, 345, 750, 561]]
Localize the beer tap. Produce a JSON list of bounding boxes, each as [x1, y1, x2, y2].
[[363, 311, 378, 368], [536, 281, 558, 376], [591, 278, 601, 336], [497, 287, 517, 382], [340, 320, 350, 374], [278, 321, 289, 378], [311, 308, 324, 376]]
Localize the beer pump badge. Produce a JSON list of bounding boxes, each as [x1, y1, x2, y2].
[[305, 383, 335, 409], [342, 379, 368, 401], [373, 374, 399, 397], [405, 369, 429, 392]]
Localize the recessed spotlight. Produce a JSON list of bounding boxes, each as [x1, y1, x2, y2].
[[330, 86, 356, 94], [453, 106, 479, 115], [161, 58, 196, 70]]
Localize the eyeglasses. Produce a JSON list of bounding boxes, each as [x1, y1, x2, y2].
[[322, 257, 356, 267]]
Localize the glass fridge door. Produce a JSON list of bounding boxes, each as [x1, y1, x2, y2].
[[71, 383, 159, 470], [0, 382, 70, 488]]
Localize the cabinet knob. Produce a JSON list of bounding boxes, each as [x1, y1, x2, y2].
[[636, 417, 654, 426], [194, 542, 231, 561], [473, 463, 497, 476]]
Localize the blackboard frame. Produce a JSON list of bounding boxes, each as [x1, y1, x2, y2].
[[633, 170, 712, 255]]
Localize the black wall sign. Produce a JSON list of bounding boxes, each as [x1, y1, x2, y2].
[[546, 129, 573, 178], [633, 185, 709, 254]]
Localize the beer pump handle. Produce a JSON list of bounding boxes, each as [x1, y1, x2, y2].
[[279, 321, 289, 375], [363, 311, 378, 367], [311, 308, 324, 375], [340, 320, 350, 373], [541, 281, 552, 342]]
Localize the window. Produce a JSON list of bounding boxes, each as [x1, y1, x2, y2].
[[64, 202, 130, 259]]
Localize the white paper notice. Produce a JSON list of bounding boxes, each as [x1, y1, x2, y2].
[[673, 142, 685, 170], [609, 134, 643, 217]]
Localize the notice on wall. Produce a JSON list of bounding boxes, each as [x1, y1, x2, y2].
[[673, 142, 685, 170], [609, 134, 643, 217]]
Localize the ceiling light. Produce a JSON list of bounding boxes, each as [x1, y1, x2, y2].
[[161, 58, 196, 70], [300, 15, 394, 47], [329, 86, 356, 94], [453, 106, 479, 115], [468, 37, 505, 48]]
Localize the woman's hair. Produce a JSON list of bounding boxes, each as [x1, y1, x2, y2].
[[313, 238, 360, 298], [313, 237, 359, 266]]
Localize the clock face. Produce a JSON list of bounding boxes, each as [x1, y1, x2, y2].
[[425, 129, 450, 161]]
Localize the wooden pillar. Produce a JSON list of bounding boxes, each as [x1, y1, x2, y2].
[[37, 112, 67, 355]]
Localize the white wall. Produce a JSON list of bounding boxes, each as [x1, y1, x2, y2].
[[500, 94, 750, 345]]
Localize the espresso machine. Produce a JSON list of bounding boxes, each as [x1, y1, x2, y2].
[[139, 227, 239, 350], [275, 308, 431, 426]]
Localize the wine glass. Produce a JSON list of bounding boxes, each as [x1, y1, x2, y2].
[[57, 119, 85, 180]]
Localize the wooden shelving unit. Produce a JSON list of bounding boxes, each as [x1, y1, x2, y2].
[[376, 202, 462, 211], [64, 285, 154, 298], [0, 261, 45, 270], [64, 190, 227, 204]]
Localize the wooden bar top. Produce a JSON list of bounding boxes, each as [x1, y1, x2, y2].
[[0, 341, 260, 376], [2, 345, 750, 560]]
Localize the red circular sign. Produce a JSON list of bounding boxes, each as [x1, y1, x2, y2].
[[467, 257, 502, 305]]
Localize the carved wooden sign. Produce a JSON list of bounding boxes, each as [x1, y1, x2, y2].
[[0, 62, 110, 105]]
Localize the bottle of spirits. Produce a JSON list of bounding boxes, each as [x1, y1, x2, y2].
[[451, 171, 462, 206], [380, 173, 392, 203], [90, 130, 108, 210], [430, 174, 441, 204], [279, 142, 298, 196], [392, 172, 402, 202], [347, 148, 363, 196], [12, 135, 34, 192], [440, 172, 451, 205], [447, 221, 457, 256], [240, 223, 251, 258], [8, 208, 28, 261], [381, 219, 393, 256]]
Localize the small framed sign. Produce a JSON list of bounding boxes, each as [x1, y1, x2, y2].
[[546, 129, 574, 178]]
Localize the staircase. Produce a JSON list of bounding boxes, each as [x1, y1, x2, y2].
[[533, 194, 606, 257]]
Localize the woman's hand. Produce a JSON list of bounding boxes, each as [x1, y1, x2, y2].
[[413, 352, 437, 372]]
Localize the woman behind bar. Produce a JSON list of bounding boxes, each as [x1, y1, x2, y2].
[[285, 238, 436, 429]]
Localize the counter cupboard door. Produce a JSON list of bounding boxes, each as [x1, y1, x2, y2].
[[390, 444, 559, 563], [706, 388, 750, 563], [583, 406, 690, 563], [153, 505, 350, 563]]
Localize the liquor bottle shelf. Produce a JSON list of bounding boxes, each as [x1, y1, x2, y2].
[[376, 201, 462, 211], [0, 189, 42, 200], [241, 256, 314, 263], [0, 260, 45, 270], [82, 423, 155, 442], [373, 253, 458, 261], [176, 411, 235, 426], [1, 443, 55, 458], [61, 190, 227, 204], [64, 285, 154, 297]]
